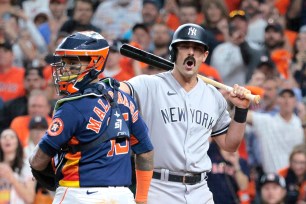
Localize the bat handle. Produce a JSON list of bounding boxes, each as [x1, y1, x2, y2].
[[246, 93, 261, 104], [197, 75, 261, 104]]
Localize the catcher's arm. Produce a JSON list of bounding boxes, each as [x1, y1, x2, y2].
[[29, 145, 51, 170], [29, 145, 57, 191], [135, 150, 154, 204]]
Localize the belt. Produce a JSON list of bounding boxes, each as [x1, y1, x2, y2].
[[152, 171, 203, 185]]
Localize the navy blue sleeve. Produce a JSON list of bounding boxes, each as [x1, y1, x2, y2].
[[123, 94, 153, 154], [39, 102, 84, 157], [130, 111, 153, 154]]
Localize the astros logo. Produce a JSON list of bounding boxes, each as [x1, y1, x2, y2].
[[48, 118, 64, 136]]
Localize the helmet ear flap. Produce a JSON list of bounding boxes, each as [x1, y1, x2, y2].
[[169, 47, 177, 63]]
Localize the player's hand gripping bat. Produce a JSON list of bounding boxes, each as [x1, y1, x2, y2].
[[120, 44, 261, 104]]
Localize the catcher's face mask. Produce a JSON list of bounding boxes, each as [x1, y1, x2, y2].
[[52, 56, 93, 95], [51, 31, 110, 95]]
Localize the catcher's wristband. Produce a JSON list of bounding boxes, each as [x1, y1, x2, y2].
[[135, 170, 153, 202], [234, 107, 248, 123]]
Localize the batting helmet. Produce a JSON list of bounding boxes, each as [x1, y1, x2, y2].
[[52, 31, 109, 95], [169, 23, 209, 62]]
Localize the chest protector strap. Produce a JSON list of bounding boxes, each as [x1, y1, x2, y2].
[[62, 78, 130, 154]]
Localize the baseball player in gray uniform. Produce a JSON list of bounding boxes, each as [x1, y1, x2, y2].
[[120, 23, 251, 204]]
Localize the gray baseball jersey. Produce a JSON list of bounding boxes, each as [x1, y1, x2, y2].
[[127, 71, 231, 173]]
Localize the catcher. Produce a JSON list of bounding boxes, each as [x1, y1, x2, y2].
[[29, 31, 154, 204]]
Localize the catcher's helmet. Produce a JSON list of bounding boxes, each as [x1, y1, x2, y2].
[[169, 23, 209, 62], [51, 31, 109, 95]]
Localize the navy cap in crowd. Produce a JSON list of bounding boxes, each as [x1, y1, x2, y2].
[[265, 22, 284, 34], [29, 116, 48, 130], [257, 55, 275, 68], [278, 88, 295, 97], [260, 173, 286, 188]]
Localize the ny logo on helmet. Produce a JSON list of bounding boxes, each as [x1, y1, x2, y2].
[[188, 27, 197, 36]]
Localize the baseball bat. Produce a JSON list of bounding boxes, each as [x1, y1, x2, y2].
[[120, 44, 260, 104]]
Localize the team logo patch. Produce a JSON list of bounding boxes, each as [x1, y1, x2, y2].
[[48, 118, 64, 136]]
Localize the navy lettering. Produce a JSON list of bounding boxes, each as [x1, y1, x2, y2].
[[170, 107, 177, 122], [161, 107, 215, 129]]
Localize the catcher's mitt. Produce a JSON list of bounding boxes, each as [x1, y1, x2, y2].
[[31, 162, 57, 191]]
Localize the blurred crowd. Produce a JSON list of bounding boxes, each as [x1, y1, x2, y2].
[[0, 0, 305, 203]]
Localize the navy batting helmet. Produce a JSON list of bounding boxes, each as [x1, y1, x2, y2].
[[169, 23, 209, 62], [52, 31, 109, 95]]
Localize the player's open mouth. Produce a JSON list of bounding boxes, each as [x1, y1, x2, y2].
[[183, 56, 196, 69], [187, 60, 194, 67]]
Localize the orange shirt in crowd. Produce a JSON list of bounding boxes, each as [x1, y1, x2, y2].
[[0, 67, 25, 102], [271, 49, 292, 79], [298, 182, 306, 201], [10, 115, 52, 147], [278, 167, 289, 177], [43, 65, 53, 83], [120, 57, 137, 77], [120, 41, 149, 76], [224, 0, 242, 13], [165, 13, 204, 31], [274, 0, 290, 16], [198, 63, 222, 82], [244, 86, 265, 99], [165, 13, 180, 31], [285, 29, 298, 48], [238, 139, 248, 161]]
